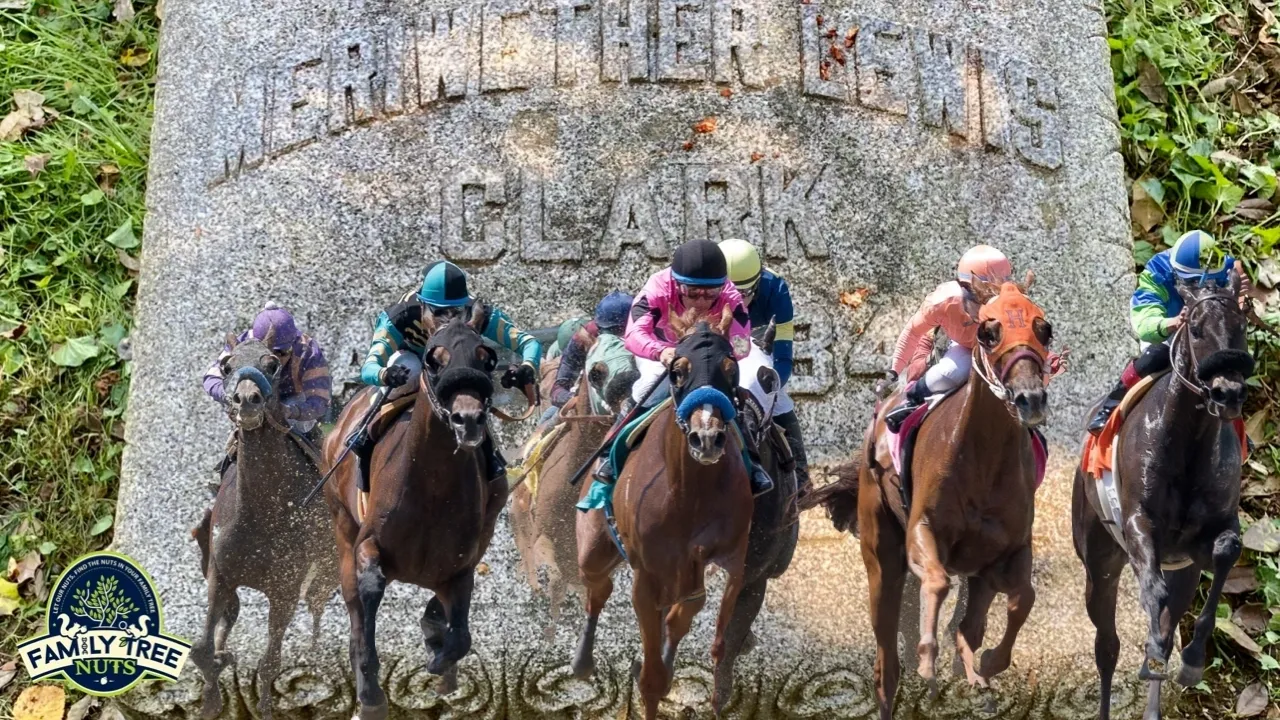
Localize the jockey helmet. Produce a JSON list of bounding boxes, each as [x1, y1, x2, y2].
[[672, 239, 728, 286], [718, 238, 763, 294], [250, 305, 300, 351], [556, 317, 588, 352], [594, 291, 634, 332], [1171, 230, 1231, 283], [418, 260, 471, 307], [956, 245, 1013, 285]]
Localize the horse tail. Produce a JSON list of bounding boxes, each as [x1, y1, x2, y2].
[[798, 456, 861, 535], [191, 509, 213, 578]]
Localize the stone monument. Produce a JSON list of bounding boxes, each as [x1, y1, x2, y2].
[[119, 0, 1152, 715]]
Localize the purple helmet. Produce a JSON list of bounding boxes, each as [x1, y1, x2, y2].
[[250, 305, 300, 351]]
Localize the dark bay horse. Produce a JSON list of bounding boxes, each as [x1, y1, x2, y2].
[[510, 341, 638, 634], [572, 308, 755, 719], [322, 304, 507, 720], [1073, 270, 1252, 720], [190, 335, 338, 719], [807, 279, 1054, 720]]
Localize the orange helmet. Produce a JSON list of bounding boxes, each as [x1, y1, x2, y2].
[[956, 245, 1012, 284]]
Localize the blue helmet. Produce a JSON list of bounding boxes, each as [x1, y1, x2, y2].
[[1171, 230, 1232, 283], [594, 291, 634, 332], [418, 261, 471, 307]]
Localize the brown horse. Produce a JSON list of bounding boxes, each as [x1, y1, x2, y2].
[[510, 345, 638, 635], [190, 336, 338, 720], [1073, 271, 1251, 720], [807, 279, 1054, 720], [572, 307, 755, 720], [322, 304, 508, 720]]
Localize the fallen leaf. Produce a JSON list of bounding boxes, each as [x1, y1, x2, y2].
[[1232, 90, 1257, 116], [119, 47, 151, 67], [23, 153, 49, 176], [681, 141, 694, 152], [1218, 13, 1245, 37], [1215, 616, 1263, 655], [1237, 682, 1268, 718], [9, 550, 41, 585], [1224, 565, 1261, 594], [1235, 197, 1275, 221], [1243, 476, 1280, 498], [815, 13, 823, 25], [1234, 604, 1268, 635], [693, 116, 717, 134], [0, 661, 16, 691], [476, 562, 490, 576], [1201, 76, 1239, 97], [13, 686, 64, 720], [719, 87, 732, 98], [1131, 180, 1164, 231], [750, 151, 764, 163], [31, 568, 46, 602], [1256, 257, 1280, 288], [1243, 516, 1280, 553], [67, 695, 98, 720], [1246, 409, 1270, 445], [829, 44, 847, 66], [0, 579, 20, 615], [844, 27, 858, 48], [112, 0, 133, 22], [50, 336, 100, 368], [99, 704, 125, 720], [1137, 60, 1167, 104], [840, 287, 871, 309], [90, 513, 114, 536], [819, 60, 831, 81], [1, 322, 26, 340], [97, 163, 120, 195], [115, 248, 141, 272], [0, 89, 49, 142]]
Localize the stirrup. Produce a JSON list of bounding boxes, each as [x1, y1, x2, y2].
[[1087, 401, 1118, 436], [751, 468, 774, 498], [884, 403, 918, 433]]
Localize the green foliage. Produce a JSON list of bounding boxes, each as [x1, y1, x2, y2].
[[69, 575, 137, 628], [0, 0, 157, 657]]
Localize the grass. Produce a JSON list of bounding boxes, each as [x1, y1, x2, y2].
[[0, 0, 158, 706], [0, 0, 1276, 716]]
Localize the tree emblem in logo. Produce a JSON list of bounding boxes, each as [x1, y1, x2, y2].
[[18, 552, 189, 696]]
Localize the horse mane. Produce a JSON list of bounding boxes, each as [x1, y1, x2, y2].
[[797, 457, 861, 534], [670, 303, 734, 338]]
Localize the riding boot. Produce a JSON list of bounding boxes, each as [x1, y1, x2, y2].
[[1086, 381, 1128, 436], [884, 379, 930, 433], [591, 456, 617, 485], [482, 433, 508, 484], [774, 410, 810, 497], [350, 430, 375, 494], [745, 449, 774, 497]]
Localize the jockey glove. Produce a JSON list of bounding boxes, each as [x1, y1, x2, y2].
[[550, 385, 574, 408], [502, 363, 537, 390], [381, 365, 412, 388]]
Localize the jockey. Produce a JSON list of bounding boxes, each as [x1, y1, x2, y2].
[[549, 291, 634, 408], [1087, 230, 1248, 434], [883, 245, 1014, 431], [352, 260, 543, 490], [593, 238, 772, 496], [547, 317, 589, 360], [718, 238, 810, 494]]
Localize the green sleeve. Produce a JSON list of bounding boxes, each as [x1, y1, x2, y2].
[[484, 307, 543, 371], [1129, 270, 1172, 343], [360, 313, 404, 385]]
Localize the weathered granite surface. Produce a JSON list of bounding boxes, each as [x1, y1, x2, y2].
[[117, 0, 1155, 716]]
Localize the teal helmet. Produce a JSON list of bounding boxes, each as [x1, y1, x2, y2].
[[418, 261, 471, 307], [557, 317, 589, 351]]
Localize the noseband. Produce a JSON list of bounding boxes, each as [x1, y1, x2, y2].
[[417, 355, 494, 426], [226, 364, 291, 434], [1170, 293, 1252, 418]]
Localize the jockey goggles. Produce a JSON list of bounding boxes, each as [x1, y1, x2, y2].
[[678, 283, 723, 300]]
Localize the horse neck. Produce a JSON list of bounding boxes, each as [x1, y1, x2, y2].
[[235, 419, 302, 510], [958, 363, 1024, 442], [405, 384, 472, 491]]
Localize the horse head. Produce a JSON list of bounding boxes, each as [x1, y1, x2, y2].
[[668, 305, 740, 465], [219, 334, 287, 432], [974, 276, 1054, 427], [584, 331, 640, 415], [1173, 269, 1253, 418], [420, 302, 499, 448]]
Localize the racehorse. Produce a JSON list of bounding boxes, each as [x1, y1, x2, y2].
[[1073, 269, 1252, 720], [571, 306, 756, 719], [322, 303, 508, 720], [190, 335, 338, 720], [806, 278, 1055, 720]]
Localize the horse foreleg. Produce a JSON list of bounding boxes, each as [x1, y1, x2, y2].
[[954, 575, 996, 687], [572, 508, 621, 679], [353, 538, 387, 720], [710, 554, 747, 670], [1177, 527, 1241, 687], [712, 578, 766, 716], [1140, 566, 1198, 720], [256, 592, 297, 720], [978, 545, 1035, 680], [907, 523, 951, 693], [192, 563, 237, 720], [662, 591, 705, 676], [429, 570, 475, 675], [1126, 513, 1170, 680], [1075, 478, 1127, 720], [632, 571, 669, 720], [861, 487, 906, 720]]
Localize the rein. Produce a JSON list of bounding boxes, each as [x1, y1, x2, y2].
[[416, 356, 539, 424], [227, 365, 293, 436], [1170, 293, 1245, 418], [971, 345, 1062, 417]]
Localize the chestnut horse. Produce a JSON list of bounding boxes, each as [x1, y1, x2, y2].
[[1073, 270, 1251, 720], [808, 279, 1054, 720], [322, 304, 508, 720], [571, 308, 755, 719]]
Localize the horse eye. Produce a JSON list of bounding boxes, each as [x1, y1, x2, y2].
[[262, 355, 280, 374], [431, 347, 450, 367], [477, 347, 496, 370], [220, 358, 233, 376]]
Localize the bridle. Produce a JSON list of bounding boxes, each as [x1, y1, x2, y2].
[[1169, 292, 1246, 418], [225, 363, 292, 435]]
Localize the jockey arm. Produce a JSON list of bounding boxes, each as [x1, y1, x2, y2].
[[551, 321, 598, 406], [624, 275, 671, 362], [482, 306, 543, 374], [1130, 260, 1182, 344], [890, 302, 941, 378], [760, 274, 795, 386], [282, 338, 332, 421], [359, 310, 406, 386]]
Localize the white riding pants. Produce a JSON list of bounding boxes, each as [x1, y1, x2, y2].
[[632, 357, 671, 408], [922, 342, 972, 394]]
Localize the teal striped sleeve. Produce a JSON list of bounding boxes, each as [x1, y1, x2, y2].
[[359, 312, 405, 385], [1129, 269, 1174, 343], [485, 306, 543, 372]]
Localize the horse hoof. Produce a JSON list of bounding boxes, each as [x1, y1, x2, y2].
[[358, 702, 388, 720], [1137, 659, 1167, 682], [200, 694, 223, 720], [926, 678, 940, 701], [427, 654, 454, 677], [1175, 662, 1204, 687], [630, 659, 642, 681], [977, 650, 1008, 680], [436, 668, 459, 696], [570, 654, 595, 680], [740, 630, 758, 656]]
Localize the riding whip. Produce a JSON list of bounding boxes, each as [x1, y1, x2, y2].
[[568, 371, 666, 487], [300, 385, 390, 508]]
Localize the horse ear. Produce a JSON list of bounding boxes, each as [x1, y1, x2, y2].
[[669, 307, 691, 337], [1022, 269, 1036, 293], [262, 323, 276, 348], [977, 319, 1002, 349], [757, 365, 780, 394], [421, 308, 439, 335], [468, 302, 486, 331], [716, 304, 733, 337], [588, 361, 608, 392], [225, 332, 239, 350]]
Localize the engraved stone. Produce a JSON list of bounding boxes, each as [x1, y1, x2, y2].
[[125, 0, 1145, 714]]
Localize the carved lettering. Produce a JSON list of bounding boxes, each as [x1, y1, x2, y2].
[[328, 32, 380, 132], [657, 0, 710, 81], [546, 0, 594, 86], [417, 7, 477, 102], [800, 4, 847, 101], [599, 0, 649, 82], [1006, 59, 1063, 170], [520, 172, 584, 261], [270, 54, 327, 154], [855, 18, 911, 116], [212, 68, 267, 182], [601, 176, 668, 259], [761, 164, 828, 259], [483, 0, 543, 92], [979, 49, 1009, 153], [684, 164, 755, 243], [382, 18, 419, 115], [442, 168, 507, 260], [912, 29, 967, 138], [789, 306, 835, 395], [712, 0, 762, 87]]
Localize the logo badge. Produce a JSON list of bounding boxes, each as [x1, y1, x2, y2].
[[19, 552, 190, 696]]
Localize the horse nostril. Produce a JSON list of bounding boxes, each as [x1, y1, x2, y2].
[[231, 392, 241, 405], [246, 390, 263, 405], [451, 412, 465, 427], [713, 430, 726, 449], [689, 433, 703, 450], [1210, 387, 1227, 404]]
